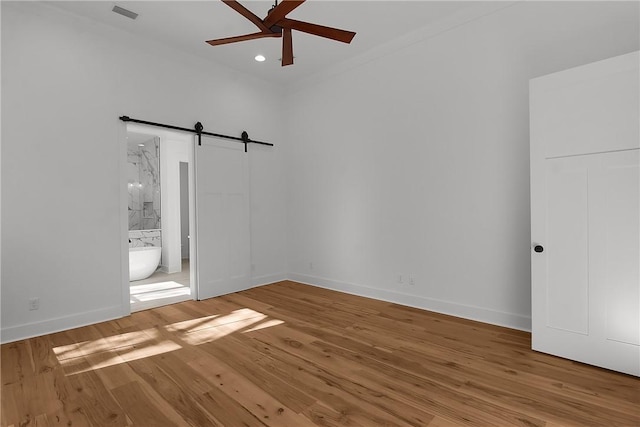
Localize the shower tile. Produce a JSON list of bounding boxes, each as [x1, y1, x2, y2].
[[128, 210, 141, 230], [129, 229, 162, 248], [127, 136, 161, 230]]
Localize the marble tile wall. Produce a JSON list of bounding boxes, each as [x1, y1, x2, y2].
[[129, 230, 162, 248], [128, 137, 161, 230]]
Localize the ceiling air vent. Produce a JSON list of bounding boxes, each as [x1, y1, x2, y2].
[[112, 5, 138, 20]]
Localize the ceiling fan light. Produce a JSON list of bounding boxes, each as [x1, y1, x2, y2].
[[254, 54, 266, 62]]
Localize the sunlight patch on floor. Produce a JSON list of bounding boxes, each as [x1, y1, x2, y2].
[[130, 281, 187, 295], [130, 281, 190, 304], [242, 319, 285, 333], [165, 308, 266, 333], [54, 329, 183, 375], [178, 316, 267, 345], [164, 309, 286, 344], [53, 330, 158, 360], [54, 307, 285, 375]]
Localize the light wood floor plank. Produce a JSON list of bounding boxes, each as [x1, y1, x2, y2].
[[2, 281, 639, 426], [226, 330, 427, 426], [198, 338, 318, 413], [110, 381, 184, 427], [185, 354, 316, 427]]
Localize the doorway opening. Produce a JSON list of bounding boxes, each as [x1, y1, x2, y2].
[[125, 125, 196, 312]]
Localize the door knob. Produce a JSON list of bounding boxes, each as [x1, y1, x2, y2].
[[534, 245, 544, 253]]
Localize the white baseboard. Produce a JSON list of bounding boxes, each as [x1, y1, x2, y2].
[[1, 305, 126, 344], [1, 273, 528, 343], [251, 272, 287, 288], [1, 273, 287, 344], [287, 273, 531, 332]]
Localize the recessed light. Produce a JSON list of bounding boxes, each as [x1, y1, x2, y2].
[[138, 144, 145, 147], [254, 55, 266, 62]]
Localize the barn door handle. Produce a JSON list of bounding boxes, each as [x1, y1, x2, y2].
[[534, 245, 544, 253]]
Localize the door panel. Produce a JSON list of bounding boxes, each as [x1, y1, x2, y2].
[[532, 149, 639, 376], [602, 159, 639, 346], [228, 193, 247, 279], [198, 193, 225, 284], [195, 137, 250, 300], [545, 160, 589, 334]]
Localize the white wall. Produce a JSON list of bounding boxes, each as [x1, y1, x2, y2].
[[1, 2, 287, 342], [284, 1, 640, 330]]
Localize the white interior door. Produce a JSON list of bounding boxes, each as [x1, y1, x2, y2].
[[530, 51, 639, 376], [532, 150, 639, 375], [195, 136, 251, 300]]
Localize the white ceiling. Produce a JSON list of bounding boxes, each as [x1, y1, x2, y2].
[[48, 1, 480, 86]]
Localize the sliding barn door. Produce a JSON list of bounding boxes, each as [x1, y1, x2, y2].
[[530, 51, 639, 376], [195, 136, 251, 300]]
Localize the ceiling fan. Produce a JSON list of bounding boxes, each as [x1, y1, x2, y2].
[[206, 0, 356, 66]]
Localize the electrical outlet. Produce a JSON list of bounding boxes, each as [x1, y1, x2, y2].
[[309, 261, 313, 271], [251, 263, 256, 272], [409, 276, 415, 286], [397, 274, 403, 284], [29, 298, 40, 311]]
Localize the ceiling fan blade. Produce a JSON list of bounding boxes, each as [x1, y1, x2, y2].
[[206, 31, 281, 46], [282, 27, 294, 66], [263, 0, 305, 29], [222, 0, 270, 32], [279, 18, 356, 44]]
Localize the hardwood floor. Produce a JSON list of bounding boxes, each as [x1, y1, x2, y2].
[[2, 281, 638, 426]]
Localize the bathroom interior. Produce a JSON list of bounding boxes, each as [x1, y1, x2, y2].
[[127, 131, 192, 311]]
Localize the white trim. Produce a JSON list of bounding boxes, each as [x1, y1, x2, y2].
[[252, 273, 287, 288], [119, 120, 132, 317], [287, 273, 531, 332], [123, 124, 199, 311], [1, 305, 124, 344], [188, 136, 198, 301]]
